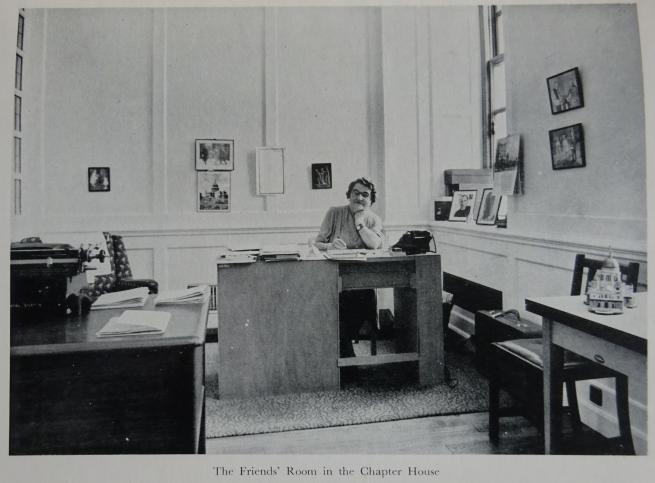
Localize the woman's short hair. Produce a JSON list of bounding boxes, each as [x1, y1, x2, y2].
[[346, 177, 376, 204]]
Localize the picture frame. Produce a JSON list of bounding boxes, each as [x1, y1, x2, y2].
[[256, 147, 285, 195], [197, 172, 231, 212], [546, 67, 584, 115], [549, 123, 586, 170], [434, 197, 452, 221], [476, 188, 502, 225], [448, 190, 477, 222], [195, 139, 234, 171], [311, 163, 332, 189], [88, 167, 110, 192]]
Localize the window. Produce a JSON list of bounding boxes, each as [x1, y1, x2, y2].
[[481, 5, 507, 168], [14, 11, 25, 215]]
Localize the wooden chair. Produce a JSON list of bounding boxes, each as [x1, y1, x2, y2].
[[488, 253, 639, 454]]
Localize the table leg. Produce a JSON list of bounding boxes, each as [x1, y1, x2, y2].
[[542, 318, 564, 454]]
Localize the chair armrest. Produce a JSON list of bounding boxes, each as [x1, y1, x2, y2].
[[114, 278, 159, 294]]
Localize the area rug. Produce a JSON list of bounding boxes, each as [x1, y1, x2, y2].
[[205, 343, 499, 439]]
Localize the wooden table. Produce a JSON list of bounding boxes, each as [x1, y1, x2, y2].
[[10, 296, 209, 455], [525, 293, 647, 454], [216, 253, 443, 399]]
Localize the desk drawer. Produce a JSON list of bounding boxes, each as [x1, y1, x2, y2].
[[552, 323, 647, 386]]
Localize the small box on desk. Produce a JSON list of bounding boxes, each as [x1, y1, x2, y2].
[[474, 309, 542, 372]]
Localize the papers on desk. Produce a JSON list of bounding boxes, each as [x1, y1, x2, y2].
[[96, 310, 170, 337], [324, 249, 369, 261], [259, 245, 302, 262], [155, 285, 210, 305], [91, 287, 149, 310]]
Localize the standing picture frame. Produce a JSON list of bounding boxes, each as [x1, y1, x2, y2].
[[476, 188, 502, 225], [546, 67, 584, 115], [88, 167, 110, 192], [197, 172, 231, 212], [448, 190, 477, 222], [549, 123, 586, 170], [195, 139, 234, 171], [311, 163, 332, 189]]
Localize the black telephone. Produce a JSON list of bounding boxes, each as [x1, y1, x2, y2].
[[391, 230, 436, 255]]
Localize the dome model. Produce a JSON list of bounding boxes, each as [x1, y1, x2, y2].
[[586, 252, 625, 314]]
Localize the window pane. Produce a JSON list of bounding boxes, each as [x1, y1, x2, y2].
[[493, 111, 507, 139], [17, 14, 24, 50], [491, 61, 506, 110], [15, 95, 22, 131], [495, 14, 504, 54], [15, 54, 23, 90], [14, 137, 21, 173]]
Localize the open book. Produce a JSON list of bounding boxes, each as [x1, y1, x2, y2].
[[91, 287, 149, 310], [96, 310, 170, 337], [155, 285, 210, 305]]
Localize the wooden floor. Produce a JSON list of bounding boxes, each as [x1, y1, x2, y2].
[[206, 410, 619, 455]]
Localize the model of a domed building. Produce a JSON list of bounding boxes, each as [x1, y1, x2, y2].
[[586, 252, 625, 314]]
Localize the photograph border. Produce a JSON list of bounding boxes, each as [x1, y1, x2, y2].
[[476, 188, 501, 225], [195, 139, 235, 171], [448, 190, 477, 222], [546, 67, 584, 115], [549, 123, 586, 170], [87, 167, 110, 192]]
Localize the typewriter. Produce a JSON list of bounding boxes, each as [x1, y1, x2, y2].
[[10, 237, 104, 315]]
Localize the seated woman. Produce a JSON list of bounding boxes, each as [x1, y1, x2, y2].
[[313, 177, 383, 357]]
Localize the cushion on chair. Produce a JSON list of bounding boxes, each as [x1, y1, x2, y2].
[[496, 337, 591, 369], [112, 234, 134, 280]]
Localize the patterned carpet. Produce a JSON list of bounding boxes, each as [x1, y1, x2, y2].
[[205, 342, 499, 439]]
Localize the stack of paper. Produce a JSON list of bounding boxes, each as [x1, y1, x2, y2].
[[324, 249, 368, 261], [155, 285, 210, 305], [91, 287, 149, 310], [217, 252, 258, 264], [96, 310, 170, 337], [260, 245, 302, 262]]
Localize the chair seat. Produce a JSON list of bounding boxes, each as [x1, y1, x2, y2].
[[495, 338, 591, 369]]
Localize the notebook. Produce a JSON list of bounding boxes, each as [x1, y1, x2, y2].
[[91, 287, 149, 310], [96, 310, 170, 337]]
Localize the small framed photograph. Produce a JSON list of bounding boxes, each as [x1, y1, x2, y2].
[[547, 67, 584, 115], [195, 139, 234, 171], [434, 197, 452, 221], [549, 123, 586, 170], [476, 188, 502, 225], [197, 172, 231, 212], [311, 163, 332, 189], [448, 190, 477, 222], [88, 167, 110, 192]]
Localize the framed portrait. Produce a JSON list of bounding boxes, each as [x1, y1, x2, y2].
[[195, 139, 234, 171], [476, 189, 502, 225], [546, 67, 584, 115], [434, 197, 452, 221], [197, 172, 231, 212], [549, 123, 586, 170], [88, 167, 110, 192], [311, 163, 332, 189], [448, 190, 477, 222]]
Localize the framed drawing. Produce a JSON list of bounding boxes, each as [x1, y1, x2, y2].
[[448, 190, 477, 222], [256, 147, 285, 195], [549, 123, 586, 170], [197, 172, 230, 212], [476, 189, 502, 225], [88, 167, 110, 192], [547, 67, 584, 115], [493, 134, 522, 196], [434, 197, 452, 221], [195, 139, 234, 171], [311, 163, 332, 189]]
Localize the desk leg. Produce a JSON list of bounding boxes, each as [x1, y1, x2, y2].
[[542, 318, 564, 454]]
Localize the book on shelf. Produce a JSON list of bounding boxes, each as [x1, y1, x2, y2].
[[91, 287, 149, 310], [96, 310, 170, 337], [155, 285, 210, 305]]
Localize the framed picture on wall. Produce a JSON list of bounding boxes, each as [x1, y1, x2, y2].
[[476, 188, 502, 225], [195, 139, 234, 171], [88, 167, 110, 192], [311, 163, 332, 189], [197, 172, 231, 212], [448, 190, 477, 222], [546, 67, 584, 115], [549, 123, 586, 170]]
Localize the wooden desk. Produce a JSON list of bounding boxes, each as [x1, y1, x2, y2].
[[216, 254, 443, 399], [525, 293, 647, 455], [10, 296, 209, 455]]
